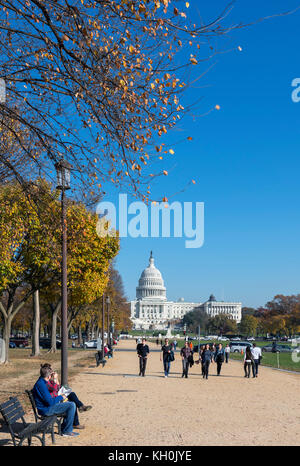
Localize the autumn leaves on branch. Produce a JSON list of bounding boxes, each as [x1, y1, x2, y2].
[[0, 0, 233, 202]]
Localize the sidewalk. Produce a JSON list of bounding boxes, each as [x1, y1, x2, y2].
[[51, 339, 300, 446], [1, 338, 299, 446]]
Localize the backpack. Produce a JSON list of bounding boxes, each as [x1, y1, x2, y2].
[[169, 350, 175, 362]]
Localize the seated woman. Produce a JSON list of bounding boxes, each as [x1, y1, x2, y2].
[[41, 363, 92, 430], [32, 365, 78, 437]]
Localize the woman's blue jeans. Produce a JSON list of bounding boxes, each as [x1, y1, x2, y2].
[[163, 360, 170, 376]]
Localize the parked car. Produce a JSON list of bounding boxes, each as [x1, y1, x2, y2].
[[39, 338, 62, 349], [70, 334, 78, 340], [231, 337, 241, 341], [84, 339, 98, 349], [218, 336, 230, 341], [288, 337, 300, 343], [246, 337, 256, 341], [230, 341, 253, 353], [261, 344, 299, 353], [9, 337, 29, 348], [9, 341, 16, 348]]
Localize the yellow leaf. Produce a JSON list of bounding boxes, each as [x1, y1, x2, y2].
[[215, 105, 221, 110], [169, 149, 174, 154]]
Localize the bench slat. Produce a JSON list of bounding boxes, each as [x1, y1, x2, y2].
[[0, 402, 25, 422]]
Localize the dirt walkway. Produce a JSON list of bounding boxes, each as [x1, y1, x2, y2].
[[1, 339, 300, 446]]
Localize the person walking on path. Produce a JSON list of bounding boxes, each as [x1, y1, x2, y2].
[[244, 346, 255, 378], [32, 365, 78, 437], [41, 363, 92, 430], [180, 341, 192, 378], [202, 344, 213, 379], [198, 345, 206, 376], [137, 338, 150, 377], [173, 339, 177, 351], [251, 343, 262, 378], [225, 344, 230, 363], [160, 338, 173, 378], [214, 343, 225, 376]]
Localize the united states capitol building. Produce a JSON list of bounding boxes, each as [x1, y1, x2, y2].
[[130, 252, 242, 330]]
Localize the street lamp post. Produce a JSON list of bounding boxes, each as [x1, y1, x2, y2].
[[106, 296, 110, 346], [55, 158, 72, 387]]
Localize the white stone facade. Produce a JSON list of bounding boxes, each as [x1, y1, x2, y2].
[[201, 295, 242, 322], [130, 253, 242, 330]]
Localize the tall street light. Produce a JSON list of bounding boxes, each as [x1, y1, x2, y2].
[[106, 296, 110, 346], [55, 158, 72, 387]]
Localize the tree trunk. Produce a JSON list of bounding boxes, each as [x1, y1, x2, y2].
[[31, 290, 41, 357], [0, 299, 28, 364], [78, 326, 82, 346], [2, 315, 13, 364], [87, 322, 91, 340], [49, 301, 61, 353]]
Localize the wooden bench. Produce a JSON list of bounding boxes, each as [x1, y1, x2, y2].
[[0, 396, 56, 446], [25, 389, 65, 436]]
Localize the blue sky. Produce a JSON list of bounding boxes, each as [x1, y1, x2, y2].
[[100, 1, 300, 308]]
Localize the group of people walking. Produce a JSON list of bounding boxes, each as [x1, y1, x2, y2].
[[137, 338, 262, 380]]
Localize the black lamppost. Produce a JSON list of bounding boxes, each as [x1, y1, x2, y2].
[[106, 296, 110, 346], [55, 158, 72, 387]]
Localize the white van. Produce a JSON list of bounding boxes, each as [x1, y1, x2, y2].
[[230, 341, 253, 353]]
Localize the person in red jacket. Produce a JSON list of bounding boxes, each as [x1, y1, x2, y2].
[[41, 363, 92, 430]]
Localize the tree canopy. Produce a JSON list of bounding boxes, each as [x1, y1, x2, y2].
[[0, 180, 119, 362], [0, 0, 243, 201]]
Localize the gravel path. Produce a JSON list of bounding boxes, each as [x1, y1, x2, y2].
[[1, 339, 299, 446]]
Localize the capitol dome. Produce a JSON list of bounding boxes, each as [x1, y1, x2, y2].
[[136, 251, 167, 301]]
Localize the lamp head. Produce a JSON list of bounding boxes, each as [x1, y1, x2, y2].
[[55, 159, 73, 190]]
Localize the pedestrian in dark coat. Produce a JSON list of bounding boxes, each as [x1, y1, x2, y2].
[[214, 343, 225, 376]]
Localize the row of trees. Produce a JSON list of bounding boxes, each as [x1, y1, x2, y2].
[[0, 180, 130, 363], [182, 295, 300, 337], [241, 295, 300, 337]]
